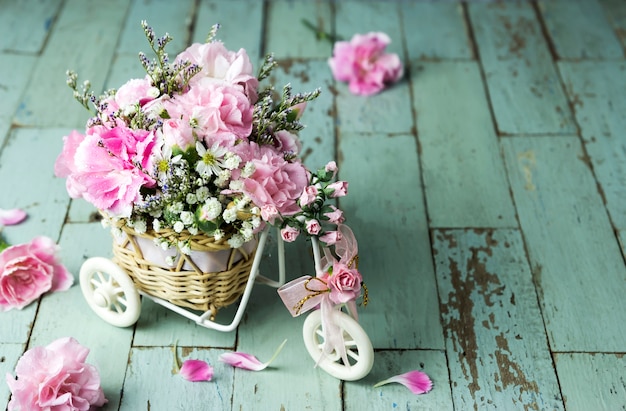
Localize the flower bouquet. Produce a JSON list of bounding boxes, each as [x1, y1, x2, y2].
[[54, 22, 361, 319]]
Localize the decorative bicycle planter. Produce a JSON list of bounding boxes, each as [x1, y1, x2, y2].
[[79, 227, 374, 381]]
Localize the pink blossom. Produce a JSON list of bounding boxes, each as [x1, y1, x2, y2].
[[328, 32, 403, 96], [179, 360, 213, 382], [322, 262, 362, 304], [319, 230, 342, 246], [280, 226, 300, 242], [243, 146, 309, 216], [0, 209, 27, 226], [325, 161, 338, 178], [165, 79, 253, 146], [219, 340, 287, 371], [275, 130, 302, 155], [55, 126, 157, 218], [260, 204, 280, 224], [306, 219, 321, 235], [115, 77, 159, 113], [374, 370, 433, 395], [6, 337, 107, 411], [299, 185, 319, 206], [324, 205, 345, 224], [327, 181, 348, 198], [176, 41, 259, 102], [290, 102, 307, 120], [0, 236, 73, 311], [160, 118, 195, 149]]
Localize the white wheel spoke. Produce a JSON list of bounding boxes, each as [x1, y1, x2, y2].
[[346, 349, 360, 361], [117, 297, 128, 307], [344, 339, 357, 347], [112, 302, 125, 313], [114, 287, 125, 295], [90, 278, 102, 288]]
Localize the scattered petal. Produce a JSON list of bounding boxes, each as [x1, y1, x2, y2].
[[373, 370, 433, 395], [0, 208, 27, 226], [219, 339, 287, 371], [179, 359, 213, 382]]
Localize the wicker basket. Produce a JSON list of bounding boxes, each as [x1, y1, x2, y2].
[[110, 222, 257, 319]]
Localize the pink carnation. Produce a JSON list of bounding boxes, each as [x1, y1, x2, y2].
[[0, 236, 73, 311], [165, 79, 253, 147], [115, 77, 159, 113], [54, 126, 157, 218], [243, 146, 309, 216], [328, 32, 403, 96], [176, 41, 259, 102], [6, 337, 107, 411]]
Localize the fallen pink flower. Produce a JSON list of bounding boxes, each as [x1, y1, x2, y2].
[[6, 337, 107, 411], [219, 339, 287, 371], [0, 208, 27, 226], [0, 236, 73, 311], [373, 370, 433, 395], [179, 359, 214, 382]]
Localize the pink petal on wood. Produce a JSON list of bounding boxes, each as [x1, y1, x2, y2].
[[374, 370, 433, 395]]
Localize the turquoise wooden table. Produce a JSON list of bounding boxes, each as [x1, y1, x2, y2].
[[1, 0, 626, 409]]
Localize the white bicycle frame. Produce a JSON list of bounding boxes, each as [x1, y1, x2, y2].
[[139, 228, 287, 332]]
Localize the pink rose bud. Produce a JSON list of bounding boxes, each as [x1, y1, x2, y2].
[[261, 204, 280, 224], [291, 102, 307, 120], [325, 161, 337, 178], [319, 230, 342, 245], [324, 205, 345, 224], [328, 181, 348, 198], [306, 219, 321, 235], [280, 226, 300, 242], [299, 185, 319, 206]]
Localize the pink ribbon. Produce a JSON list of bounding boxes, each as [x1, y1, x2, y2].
[[276, 224, 361, 368]]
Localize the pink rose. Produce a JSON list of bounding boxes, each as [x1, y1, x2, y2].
[[328, 32, 403, 96], [243, 146, 309, 216], [306, 219, 321, 235], [324, 205, 345, 224], [324, 263, 362, 304], [6, 337, 107, 411], [299, 185, 319, 206], [319, 230, 342, 245], [281, 226, 300, 242], [327, 181, 348, 198], [0, 236, 73, 311], [176, 41, 259, 103]]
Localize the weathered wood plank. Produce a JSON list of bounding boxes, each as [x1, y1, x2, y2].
[[601, 0, 626, 51], [333, 0, 413, 134], [502, 136, 626, 352], [120, 346, 234, 410], [555, 353, 626, 411], [233, 250, 343, 409], [433, 228, 564, 411], [0, 0, 62, 53], [400, 1, 473, 61], [117, 0, 195, 57], [13, 0, 130, 128], [619, 230, 626, 259], [345, 350, 454, 411], [0, 128, 69, 245], [28, 222, 132, 411], [0, 54, 36, 123], [412, 62, 517, 228], [265, 0, 332, 59], [193, 0, 264, 62], [559, 61, 626, 229], [340, 133, 444, 350], [0, 343, 26, 409], [539, 0, 624, 59], [469, 1, 576, 134]]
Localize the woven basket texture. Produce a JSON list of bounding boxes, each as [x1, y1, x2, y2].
[[111, 223, 256, 319]]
